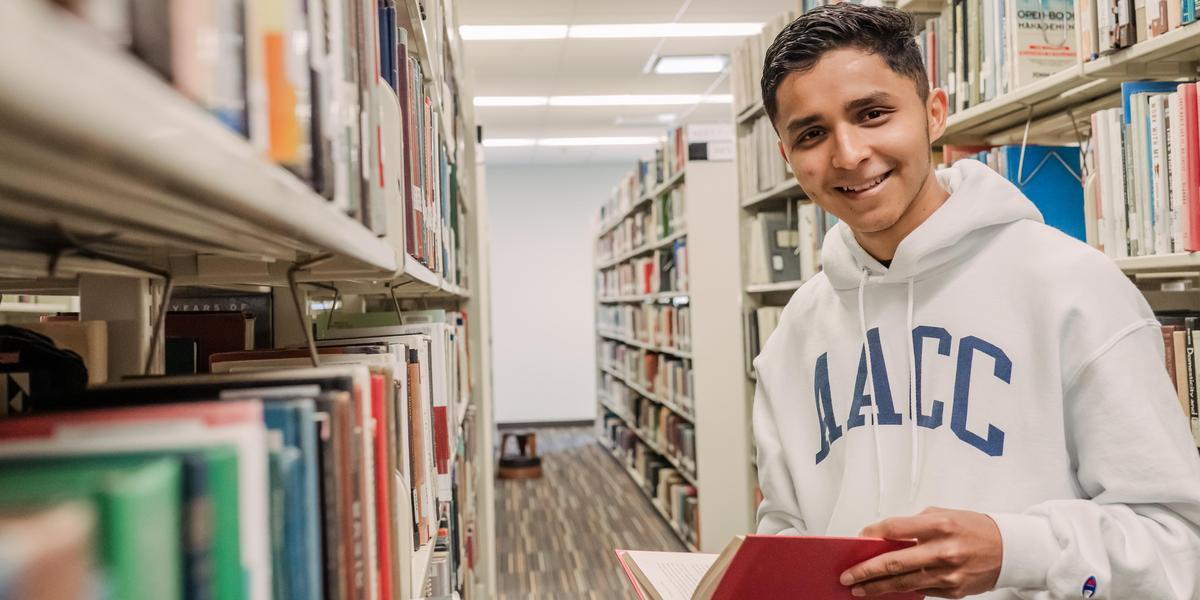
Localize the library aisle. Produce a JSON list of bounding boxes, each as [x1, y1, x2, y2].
[[493, 427, 684, 599], [8, 0, 1200, 597]]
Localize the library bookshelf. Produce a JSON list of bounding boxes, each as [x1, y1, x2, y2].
[[593, 136, 753, 554], [726, 4, 1200, 524], [0, 0, 496, 598]]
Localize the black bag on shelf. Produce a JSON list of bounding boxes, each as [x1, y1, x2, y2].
[[0, 325, 88, 416]]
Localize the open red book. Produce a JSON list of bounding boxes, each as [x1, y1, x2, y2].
[[615, 534, 922, 600]]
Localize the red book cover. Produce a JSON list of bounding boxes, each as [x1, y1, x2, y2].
[[709, 536, 920, 599], [1183, 83, 1200, 251], [433, 403, 450, 476], [0, 400, 260, 438], [370, 373, 394, 600], [617, 535, 920, 600]]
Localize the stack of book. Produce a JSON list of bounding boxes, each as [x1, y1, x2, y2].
[[0, 307, 475, 600], [746, 307, 786, 369], [1078, 0, 1200, 62], [1157, 315, 1200, 449], [598, 414, 700, 547], [738, 115, 794, 198], [57, 0, 467, 282], [1088, 81, 1200, 258], [730, 11, 798, 114], [745, 202, 832, 285], [912, 0, 1077, 113]]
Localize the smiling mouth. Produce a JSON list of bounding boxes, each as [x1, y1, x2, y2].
[[835, 170, 892, 194]]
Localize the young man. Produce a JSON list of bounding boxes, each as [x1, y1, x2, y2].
[[752, 4, 1200, 599]]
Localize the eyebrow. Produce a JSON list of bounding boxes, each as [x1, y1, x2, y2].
[[783, 91, 895, 135]]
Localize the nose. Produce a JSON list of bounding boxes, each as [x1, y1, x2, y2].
[[830, 124, 870, 171]]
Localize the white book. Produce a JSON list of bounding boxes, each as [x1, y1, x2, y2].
[[1110, 109, 1132, 258], [1091, 112, 1112, 254], [1131, 95, 1153, 255], [1169, 91, 1188, 252], [798, 203, 820, 282], [1150, 94, 1171, 255]]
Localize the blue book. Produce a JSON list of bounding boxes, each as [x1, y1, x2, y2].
[[1122, 81, 1182, 123], [379, 6, 395, 90], [261, 399, 323, 600], [1184, 0, 1196, 24], [998, 145, 1086, 242]]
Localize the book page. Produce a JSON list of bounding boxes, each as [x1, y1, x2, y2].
[[624, 551, 718, 600]]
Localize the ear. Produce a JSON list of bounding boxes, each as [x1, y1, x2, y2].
[[778, 140, 788, 163], [926, 87, 950, 143]]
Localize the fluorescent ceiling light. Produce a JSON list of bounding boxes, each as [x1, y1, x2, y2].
[[482, 137, 661, 147], [653, 55, 728, 74], [460, 22, 763, 41], [548, 94, 732, 106], [473, 96, 548, 107], [539, 137, 660, 147], [459, 25, 567, 40], [475, 95, 733, 107], [482, 138, 536, 147], [569, 23, 763, 38]]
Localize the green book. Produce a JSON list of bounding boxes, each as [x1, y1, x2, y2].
[[0, 456, 184, 600], [202, 447, 245, 600]]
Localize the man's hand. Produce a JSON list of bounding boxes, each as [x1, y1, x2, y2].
[[838, 507, 1002, 598]]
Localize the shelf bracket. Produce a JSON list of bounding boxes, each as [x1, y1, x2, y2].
[[286, 253, 335, 368], [54, 226, 174, 375]]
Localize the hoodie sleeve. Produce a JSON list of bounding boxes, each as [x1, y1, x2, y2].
[[752, 375, 807, 536], [988, 321, 1200, 599]]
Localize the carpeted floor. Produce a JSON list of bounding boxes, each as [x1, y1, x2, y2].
[[494, 426, 687, 599]]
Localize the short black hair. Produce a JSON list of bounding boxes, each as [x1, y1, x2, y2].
[[761, 4, 929, 125]]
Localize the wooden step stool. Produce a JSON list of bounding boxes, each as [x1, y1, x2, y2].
[[497, 431, 542, 479]]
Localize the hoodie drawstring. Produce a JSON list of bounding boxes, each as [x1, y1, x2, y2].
[[858, 268, 885, 518], [907, 278, 919, 502], [859, 269, 923, 514]]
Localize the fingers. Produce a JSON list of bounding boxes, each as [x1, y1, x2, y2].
[[840, 544, 943, 587], [860, 511, 959, 540], [849, 568, 962, 597]]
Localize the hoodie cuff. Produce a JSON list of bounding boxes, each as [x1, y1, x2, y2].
[[988, 513, 1058, 591]]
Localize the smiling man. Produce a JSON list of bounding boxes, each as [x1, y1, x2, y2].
[[750, 4, 1200, 599]]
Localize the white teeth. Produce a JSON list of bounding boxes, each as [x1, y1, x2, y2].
[[840, 173, 887, 193]]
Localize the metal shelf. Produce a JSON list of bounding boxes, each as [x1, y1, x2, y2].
[[745, 280, 805, 294], [596, 169, 686, 238], [595, 229, 687, 270], [941, 25, 1200, 144], [1115, 253, 1200, 273], [0, 0, 400, 283], [597, 331, 693, 360], [740, 180, 806, 210], [0, 302, 64, 314], [599, 365, 695, 425], [598, 440, 700, 552], [595, 416, 698, 491], [596, 291, 690, 304]]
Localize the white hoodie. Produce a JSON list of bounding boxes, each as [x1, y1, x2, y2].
[[753, 159, 1200, 599]]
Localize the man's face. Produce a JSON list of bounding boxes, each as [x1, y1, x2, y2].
[[773, 48, 947, 238]]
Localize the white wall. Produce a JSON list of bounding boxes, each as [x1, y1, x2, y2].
[[487, 163, 631, 424]]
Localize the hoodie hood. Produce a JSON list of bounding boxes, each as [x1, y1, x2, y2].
[[822, 159, 1044, 290]]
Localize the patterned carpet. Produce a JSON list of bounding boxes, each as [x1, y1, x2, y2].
[[494, 426, 687, 599]]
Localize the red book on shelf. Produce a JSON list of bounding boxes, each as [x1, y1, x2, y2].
[[616, 535, 920, 600], [1182, 83, 1200, 252], [370, 372, 394, 600]]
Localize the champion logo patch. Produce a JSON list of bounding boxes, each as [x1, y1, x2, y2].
[[1082, 575, 1098, 597]]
